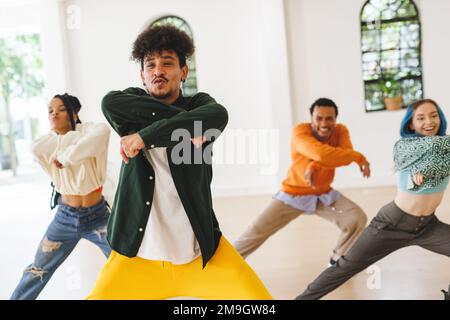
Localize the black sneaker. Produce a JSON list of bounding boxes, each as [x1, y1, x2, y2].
[[441, 285, 449, 300]]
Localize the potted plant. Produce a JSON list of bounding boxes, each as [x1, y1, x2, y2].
[[379, 73, 403, 111]]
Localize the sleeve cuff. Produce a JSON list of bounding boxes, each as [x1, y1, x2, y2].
[[306, 161, 318, 172], [138, 125, 157, 149], [354, 152, 367, 166], [56, 152, 70, 167]]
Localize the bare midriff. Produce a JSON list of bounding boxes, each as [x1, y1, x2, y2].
[[394, 189, 444, 217], [61, 187, 103, 208]]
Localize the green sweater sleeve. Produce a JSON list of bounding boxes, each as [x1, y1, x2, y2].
[[101, 88, 184, 136], [138, 93, 229, 149]]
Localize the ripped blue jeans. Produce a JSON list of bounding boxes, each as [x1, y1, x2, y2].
[[10, 198, 111, 300]]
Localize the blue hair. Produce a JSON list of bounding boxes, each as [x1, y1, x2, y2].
[[400, 100, 447, 138]]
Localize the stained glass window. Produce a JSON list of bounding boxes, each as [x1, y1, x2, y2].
[[361, 0, 423, 111]]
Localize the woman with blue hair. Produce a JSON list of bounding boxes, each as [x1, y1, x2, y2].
[[296, 99, 450, 300]]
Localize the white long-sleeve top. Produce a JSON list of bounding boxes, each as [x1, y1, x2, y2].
[[31, 122, 110, 195]]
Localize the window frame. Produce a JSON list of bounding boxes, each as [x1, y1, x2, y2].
[[360, 0, 423, 112]]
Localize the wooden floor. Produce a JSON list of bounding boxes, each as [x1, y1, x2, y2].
[[1, 170, 449, 299], [214, 187, 450, 300]]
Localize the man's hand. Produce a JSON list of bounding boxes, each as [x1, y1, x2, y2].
[[53, 159, 64, 169], [359, 161, 371, 178], [120, 133, 145, 164], [191, 136, 206, 149], [413, 173, 424, 186], [304, 167, 315, 188], [120, 145, 129, 164]]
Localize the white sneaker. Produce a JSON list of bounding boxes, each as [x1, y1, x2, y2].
[[327, 258, 338, 268]]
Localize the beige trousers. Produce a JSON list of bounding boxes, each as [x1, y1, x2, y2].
[[234, 195, 367, 261]]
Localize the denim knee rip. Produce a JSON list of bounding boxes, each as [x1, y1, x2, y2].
[[41, 236, 63, 253]]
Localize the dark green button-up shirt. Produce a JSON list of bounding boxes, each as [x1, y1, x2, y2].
[[101, 87, 228, 268]]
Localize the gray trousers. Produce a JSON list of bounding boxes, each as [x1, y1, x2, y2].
[[296, 201, 450, 300], [234, 195, 367, 261]]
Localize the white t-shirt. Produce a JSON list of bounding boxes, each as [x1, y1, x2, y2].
[[137, 147, 201, 264]]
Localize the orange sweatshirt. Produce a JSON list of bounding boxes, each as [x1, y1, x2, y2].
[[281, 123, 367, 196]]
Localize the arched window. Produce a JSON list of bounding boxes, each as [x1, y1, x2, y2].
[[151, 16, 198, 96], [361, 0, 422, 112]]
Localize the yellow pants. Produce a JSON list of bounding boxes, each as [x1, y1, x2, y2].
[[87, 236, 273, 300]]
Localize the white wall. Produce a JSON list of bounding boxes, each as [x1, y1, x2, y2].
[[420, 0, 450, 107], [0, 2, 39, 31], [284, 0, 450, 189], [9, 0, 450, 195], [56, 0, 292, 199], [40, 0, 71, 96]]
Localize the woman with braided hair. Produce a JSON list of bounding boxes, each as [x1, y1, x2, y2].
[[10, 93, 112, 300], [296, 99, 450, 300]]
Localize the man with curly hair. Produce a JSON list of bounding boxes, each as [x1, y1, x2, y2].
[[87, 25, 272, 300]]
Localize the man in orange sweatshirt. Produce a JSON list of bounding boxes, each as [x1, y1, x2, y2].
[[234, 98, 371, 266]]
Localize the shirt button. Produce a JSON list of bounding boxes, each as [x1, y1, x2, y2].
[[149, 176, 153, 180], [152, 112, 156, 116], [146, 201, 150, 205], [139, 228, 143, 232]]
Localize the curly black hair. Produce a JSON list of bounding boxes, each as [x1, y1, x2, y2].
[[131, 25, 195, 69]]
